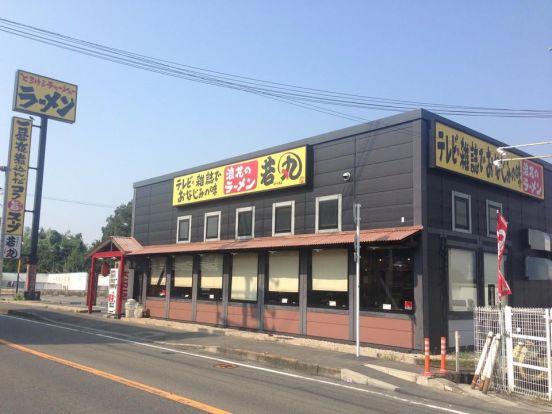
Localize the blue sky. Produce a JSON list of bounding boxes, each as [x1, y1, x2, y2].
[[1, 1, 551, 244]]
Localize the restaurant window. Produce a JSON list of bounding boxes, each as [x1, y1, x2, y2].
[[198, 254, 223, 300], [204, 211, 221, 241], [272, 201, 294, 236], [452, 191, 471, 233], [308, 248, 348, 309], [171, 255, 193, 299], [230, 252, 258, 301], [147, 256, 167, 298], [448, 248, 476, 311], [176, 215, 192, 243], [483, 252, 506, 306], [486, 201, 502, 238], [266, 250, 299, 305], [360, 248, 414, 312], [236, 207, 254, 239], [316, 194, 342, 233]]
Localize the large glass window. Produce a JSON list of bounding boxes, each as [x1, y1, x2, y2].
[[147, 256, 167, 298], [204, 211, 221, 241], [360, 248, 414, 312], [171, 255, 193, 299], [486, 201, 502, 238], [448, 248, 476, 311], [272, 201, 294, 236], [452, 191, 471, 233], [177, 215, 191, 243], [483, 252, 507, 306], [316, 194, 342, 233], [230, 253, 258, 301], [308, 249, 348, 308], [266, 250, 299, 305], [198, 254, 223, 300], [236, 207, 254, 239]]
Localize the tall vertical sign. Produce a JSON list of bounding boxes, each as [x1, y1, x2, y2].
[[6, 70, 78, 299], [497, 212, 512, 300], [2, 117, 33, 260]]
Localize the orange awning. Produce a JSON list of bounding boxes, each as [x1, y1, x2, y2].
[[128, 225, 422, 256]]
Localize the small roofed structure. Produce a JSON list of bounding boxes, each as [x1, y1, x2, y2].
[[86, 236, 142, 316]]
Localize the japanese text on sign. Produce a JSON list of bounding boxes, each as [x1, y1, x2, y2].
[[13, 70, 78, 123], [434, 122, 544, 199], [173, 146, 308, 206], [3, 117, 33, 259]]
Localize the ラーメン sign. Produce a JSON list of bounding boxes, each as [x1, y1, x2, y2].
[[13, 70, 78, 123], [173, 146, 308, 206], [434, 122, 544, 199], [3, 117, 33, 259]]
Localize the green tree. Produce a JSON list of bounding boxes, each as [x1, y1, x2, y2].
[[3, 227, 88, 273], [100, 201, 132, 241]]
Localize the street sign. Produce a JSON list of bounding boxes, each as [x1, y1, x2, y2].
[[13, 70, 77, 123], [2, 117, 33, 259]]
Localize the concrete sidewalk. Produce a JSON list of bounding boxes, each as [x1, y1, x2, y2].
[[1, 299, 549, 412]]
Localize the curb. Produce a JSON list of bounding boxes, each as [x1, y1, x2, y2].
[[365, 363, 462, 393], [164, 341, 398, 392]]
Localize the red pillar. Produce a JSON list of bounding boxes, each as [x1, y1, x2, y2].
[[87, 256, 96, 314], [116, 254, 125, 318]]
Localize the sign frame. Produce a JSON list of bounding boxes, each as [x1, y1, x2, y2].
[[173, 145, 311, 207], [2, 117, 33, 259], [432, 121, 545, 200], [12, 70, 78, 124]]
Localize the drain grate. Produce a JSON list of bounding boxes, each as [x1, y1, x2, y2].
[[213, 363, 238, 369]]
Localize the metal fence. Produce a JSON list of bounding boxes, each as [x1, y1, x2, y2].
[[474, 306, 552, 400]]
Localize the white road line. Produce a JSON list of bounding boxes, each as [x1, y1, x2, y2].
[[0, 314, 471, 414]]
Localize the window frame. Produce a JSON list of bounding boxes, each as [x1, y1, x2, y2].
[[229, 252, 258, 302], [235, 206, 255, 240], [204, 211, 221, 241], [315, 194, 342, 233], [272, 201, 295, 236], [486, 200, 502, 238], [170, 254, 194, 300], [176, 215, 192, 243], [447, 247, 477, 312], [146, 256, 168, 298], [198, 253, 223, 301], [265, 249, 300, 306], [359, 246, 415, 313], [452, 191, 472, 234], [308, 248, 349, 309]]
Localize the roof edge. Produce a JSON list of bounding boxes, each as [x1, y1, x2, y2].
[[133, 109, 426, 188]]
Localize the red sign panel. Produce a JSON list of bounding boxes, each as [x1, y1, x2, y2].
[[224, 160, 258, 194]]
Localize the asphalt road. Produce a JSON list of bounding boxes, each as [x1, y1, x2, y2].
[[0, 311, 539, 414]]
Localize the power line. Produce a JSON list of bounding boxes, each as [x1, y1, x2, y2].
[[0, 190, 117, 209], [1, 17, 551, 119]]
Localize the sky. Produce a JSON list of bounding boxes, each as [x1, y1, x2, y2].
[[0, 1, 551, 245]]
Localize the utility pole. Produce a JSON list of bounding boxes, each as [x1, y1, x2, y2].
[[0, 165, 8, 297], [25, 116, 48, 298], [353, 202, 361, 357]]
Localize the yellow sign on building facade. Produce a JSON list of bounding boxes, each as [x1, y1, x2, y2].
[[173, 146, 308, 206], [435, 122, 544, 199], [13, 70, 77, 123], [3, 117, 33, 259]]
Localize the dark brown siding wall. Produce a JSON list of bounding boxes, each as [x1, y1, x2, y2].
[[425, 130, 552, 309], [133, 122, 416, 245]]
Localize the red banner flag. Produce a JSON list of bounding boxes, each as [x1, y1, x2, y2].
[[496, 212, 512, 299]]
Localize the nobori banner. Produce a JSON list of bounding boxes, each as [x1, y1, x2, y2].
[[13, 70, 77, 123], [434, 122, 544, 199], [173, 146, 308, 206], [3, 117, 33, 259]]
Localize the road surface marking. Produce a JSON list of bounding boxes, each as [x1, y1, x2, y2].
[[0, 314, 470, 414], [0, 337, 230, 414]]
